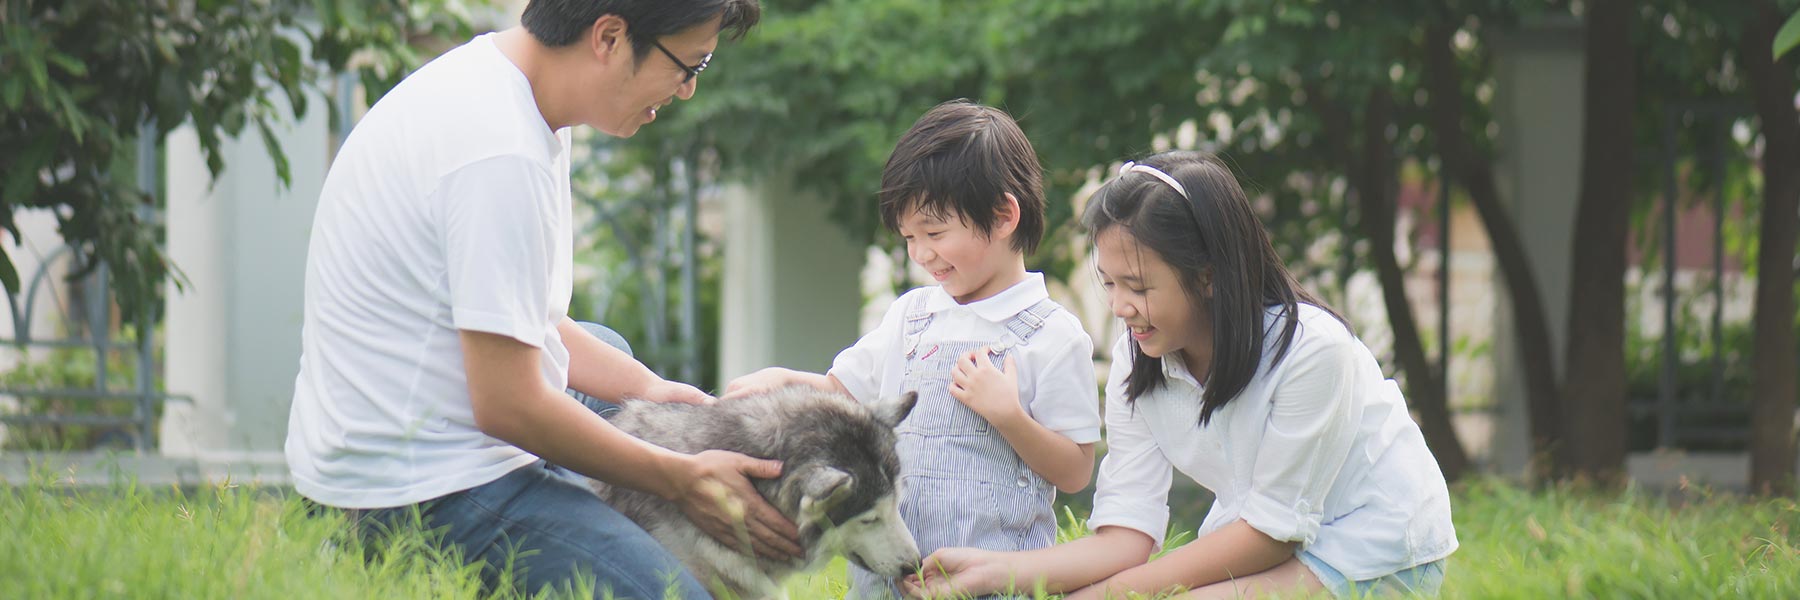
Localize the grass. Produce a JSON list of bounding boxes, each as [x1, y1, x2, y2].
[[3, 468, 1798, 599]]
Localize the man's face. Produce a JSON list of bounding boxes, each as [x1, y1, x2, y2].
[[589, 16, 721, 138]]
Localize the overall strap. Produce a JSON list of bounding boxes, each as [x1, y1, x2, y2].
[[987, 298, 1063, 355], [901, 291, 935, 358]]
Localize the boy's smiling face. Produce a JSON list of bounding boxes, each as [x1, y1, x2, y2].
[[896, 198, 1024, 305]]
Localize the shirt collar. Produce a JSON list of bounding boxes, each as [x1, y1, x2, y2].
[[1160, 350, 1205, 388], [923, 272, 1050, 323]]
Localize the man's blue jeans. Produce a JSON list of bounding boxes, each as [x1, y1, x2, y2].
[[348, 323, 706, 600]]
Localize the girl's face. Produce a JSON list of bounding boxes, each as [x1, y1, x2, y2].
[[1094, 227, 1212, 375]]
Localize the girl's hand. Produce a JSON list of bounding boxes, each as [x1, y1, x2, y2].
[[903, 547, 1013, 598], [948, 350, 1024, 426]]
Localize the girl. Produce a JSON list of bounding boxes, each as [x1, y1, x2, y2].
[[904, 151, 1456, 599]]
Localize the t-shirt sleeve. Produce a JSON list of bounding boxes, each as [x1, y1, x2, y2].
[[440, 155, 558, 348], [1086, 334, 1175, 552], [1240, 326, 1362, 546], [1026, 327, 1101, 443], [827, 292, 908, 404]]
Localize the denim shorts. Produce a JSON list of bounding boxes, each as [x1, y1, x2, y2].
[[1297, 551, 1447, 598]]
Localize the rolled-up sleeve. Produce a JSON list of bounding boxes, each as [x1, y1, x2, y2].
[[1087, 336, 1174, 551], [1240, 330, 1360, 545]]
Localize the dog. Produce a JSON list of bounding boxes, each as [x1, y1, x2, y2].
[[587, 385, 922, 599]]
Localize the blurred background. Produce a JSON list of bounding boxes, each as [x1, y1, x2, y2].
[[0, 0, 1797, 513]]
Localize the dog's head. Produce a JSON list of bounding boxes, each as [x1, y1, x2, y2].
[[778, 391, 920, 577]]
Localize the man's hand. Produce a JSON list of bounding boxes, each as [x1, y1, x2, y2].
[[642, 379, 714, 405], [902, 547, 1013, 599], [673, 450, 803, 561], [948, 350, 1024, 426], [720, 367, 796, 401]]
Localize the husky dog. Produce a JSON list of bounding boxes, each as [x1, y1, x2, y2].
[[588, 385, 921, 599]]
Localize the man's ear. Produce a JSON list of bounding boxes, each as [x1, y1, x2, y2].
[[870, 391, 918, 429], [588, 14, 630, 62]]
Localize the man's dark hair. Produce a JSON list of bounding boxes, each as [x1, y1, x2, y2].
[[879, 100, 1046, 255], [521, 0, 760, 59]]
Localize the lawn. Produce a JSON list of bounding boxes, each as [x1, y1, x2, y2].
[[3, 469, 1797, 599]]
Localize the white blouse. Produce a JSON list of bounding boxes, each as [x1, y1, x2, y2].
[[1086, 304, 1457, 580]]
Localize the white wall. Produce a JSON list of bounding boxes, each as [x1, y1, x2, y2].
[[720, 179, 865, 380], [1490, 18, 1586, 477], [158, 88, 328, 481]]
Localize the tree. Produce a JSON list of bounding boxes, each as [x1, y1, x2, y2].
[[0, 0, 480, 326], [1740, 0, 1800, 495], [1562, 0, 1637, 483]]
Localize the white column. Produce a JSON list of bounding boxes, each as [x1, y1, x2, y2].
[[1489, 19, 1585, 476], [720, 178, 865, 381], [159, 89, 329, 482]]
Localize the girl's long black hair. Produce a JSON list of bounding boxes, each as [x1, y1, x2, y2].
[[1083, 151, 1342, 426]]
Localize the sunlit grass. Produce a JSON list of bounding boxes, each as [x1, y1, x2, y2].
[[5, 468, 1797, 599]]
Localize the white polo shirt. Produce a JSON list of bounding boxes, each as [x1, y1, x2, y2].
[[286, 33, 574, 509], [829, 273, 1102, 445], [1087, 303, 1457, 580]]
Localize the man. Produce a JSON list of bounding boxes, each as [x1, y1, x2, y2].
[[284, 1, 797, 598]]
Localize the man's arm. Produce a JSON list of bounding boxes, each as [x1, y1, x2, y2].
[[460, 328, 800, 559], [558, 317, 710, 404]]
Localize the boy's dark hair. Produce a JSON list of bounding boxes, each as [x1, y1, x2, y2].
[[521, 0, 760, 59], [879, 100, 1046, 255], [1082, 151, 1344, 427]]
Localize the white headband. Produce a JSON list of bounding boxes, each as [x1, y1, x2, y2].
[[1120, 161, 1189, 199]]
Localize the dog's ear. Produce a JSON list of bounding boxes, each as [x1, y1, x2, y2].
[[797, 466, 854, 520], [870, 391, 918, 429]]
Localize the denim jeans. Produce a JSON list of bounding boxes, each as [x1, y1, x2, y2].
[[348, 323, 704, 600], [1297, 550, 1447, 599]]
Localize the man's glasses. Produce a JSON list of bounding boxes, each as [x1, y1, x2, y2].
[[651, 40, 711, 84]]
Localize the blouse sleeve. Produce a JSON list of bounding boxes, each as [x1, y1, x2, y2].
[[1086, 335, 1175, 551], [1239, 326, 1362, 545]]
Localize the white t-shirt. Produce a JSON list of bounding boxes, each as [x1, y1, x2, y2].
[[829, 273, 1102, 444], [1087, 304, 1458, 580], [286, 33, 574, 509]]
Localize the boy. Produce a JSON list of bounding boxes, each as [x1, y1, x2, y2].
[[725, 100, 1100, 598]]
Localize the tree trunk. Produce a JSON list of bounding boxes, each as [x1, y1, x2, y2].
[[1424, 20, 1566, 478], [1350, 89, 1471, 481], [1740, 1, 1800, 496], [1562, 0, 1635, 483]]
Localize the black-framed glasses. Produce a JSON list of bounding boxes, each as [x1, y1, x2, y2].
[[651, 40, 711, 84]]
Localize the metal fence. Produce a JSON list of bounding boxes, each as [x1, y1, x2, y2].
[[0, 124, 180, 453]]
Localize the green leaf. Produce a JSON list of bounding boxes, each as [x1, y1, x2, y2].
[[1, 77, 21, 110], [0, 245, 18, 298], [1777, 11, 1800, 60], [46, 51, 88, 77], [256, 118, 292, 187]]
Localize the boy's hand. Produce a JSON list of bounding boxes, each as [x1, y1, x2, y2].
[[721, 367, 795, 401], [948, 350, 1024, 426], [642, 379, 714, 405]]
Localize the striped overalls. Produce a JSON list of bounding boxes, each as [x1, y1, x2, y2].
[[851, 294, 1063, 599]]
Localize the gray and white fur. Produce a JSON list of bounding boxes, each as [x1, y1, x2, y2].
[[587, 385, 921, 600]]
